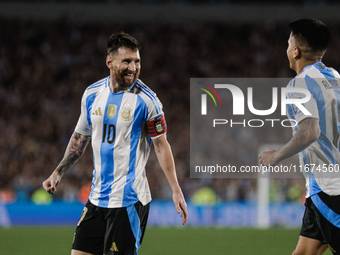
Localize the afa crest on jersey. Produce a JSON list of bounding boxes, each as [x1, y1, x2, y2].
[[121, 104, 133, 121]]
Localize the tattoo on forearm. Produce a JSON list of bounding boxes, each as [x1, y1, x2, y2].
[[69, 133, 89, 157], [56, 132, 90, 176], [291, 119, 312, 147], [277, 118, 318, 161]]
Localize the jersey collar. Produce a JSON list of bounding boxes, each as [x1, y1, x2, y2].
[[127, 79, 139, 92], [303, 62, 325, 72]]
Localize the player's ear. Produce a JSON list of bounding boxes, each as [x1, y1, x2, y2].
[[106, 54, 112, 69], [293, 46, 302, 60]]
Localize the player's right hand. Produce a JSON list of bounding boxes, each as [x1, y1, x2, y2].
[[42, 171, 61, 195]]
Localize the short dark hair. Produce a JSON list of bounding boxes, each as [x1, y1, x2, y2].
[[107, 32, 140, 55], [289, 18, 330, 54]]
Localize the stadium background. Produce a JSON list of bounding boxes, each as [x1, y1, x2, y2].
[[0, 1, 339, 254]]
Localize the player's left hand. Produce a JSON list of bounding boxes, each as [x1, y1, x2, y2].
[[258, 148, 278, 167], [172, 190, 188, 225]]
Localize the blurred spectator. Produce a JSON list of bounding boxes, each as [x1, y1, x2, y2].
[[0, 188, 16, 204], [191, 187, 220, 206], [31, 188, 53, 205], [78, 182, 91, 204], [0, 200, 10, 227]]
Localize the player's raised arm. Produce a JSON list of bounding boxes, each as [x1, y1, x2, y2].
[[43, 131, 91, 195], [152, 134, 188, 225]]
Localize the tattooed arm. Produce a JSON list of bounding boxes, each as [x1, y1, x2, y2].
[[43, 131, 91, 195], [258, 118, 320, 166]]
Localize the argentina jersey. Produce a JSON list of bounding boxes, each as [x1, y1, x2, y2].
[[286, 62, 340, 197], [75, 77, 166, 208]]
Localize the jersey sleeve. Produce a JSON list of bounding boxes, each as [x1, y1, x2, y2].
[[287, 78, 319, 124], [145, 94, 167, 139], [74, 92, 92, 136]]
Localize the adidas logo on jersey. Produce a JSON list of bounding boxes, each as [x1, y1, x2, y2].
[[92, 107, 103, 116]]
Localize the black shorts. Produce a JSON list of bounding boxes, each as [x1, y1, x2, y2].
[[72, 200, 150, 255], [300, 192, 340, 254]]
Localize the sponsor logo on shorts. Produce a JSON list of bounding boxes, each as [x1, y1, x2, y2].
[[110, 242, 119, 252]]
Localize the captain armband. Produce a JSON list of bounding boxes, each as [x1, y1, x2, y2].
[[146, 115, 167, 138]]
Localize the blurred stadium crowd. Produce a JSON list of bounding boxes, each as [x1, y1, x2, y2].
[[1, 17, 340, 205]]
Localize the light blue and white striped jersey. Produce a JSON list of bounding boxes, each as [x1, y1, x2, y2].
[[75, 77, 166, 208], [286, 62, 340, 197]]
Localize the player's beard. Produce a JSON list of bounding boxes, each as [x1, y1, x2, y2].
[[115, 69, 139, 89]]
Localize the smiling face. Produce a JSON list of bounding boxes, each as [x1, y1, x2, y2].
[[107, 47, 141, 91]]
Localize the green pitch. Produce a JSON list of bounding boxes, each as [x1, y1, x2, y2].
[[0, 227, 332, 255]]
